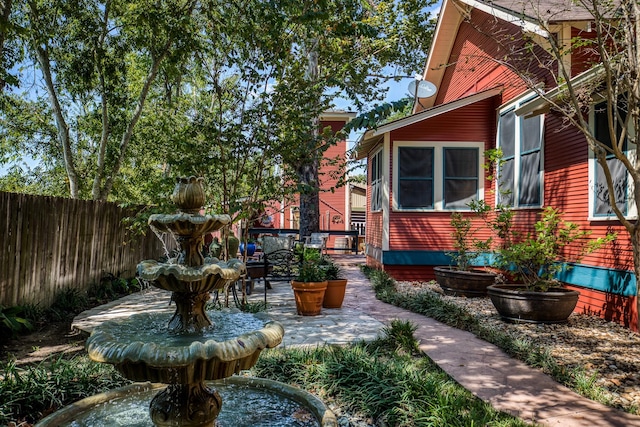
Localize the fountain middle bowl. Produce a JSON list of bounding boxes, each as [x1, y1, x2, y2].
[[137, 258, 245, 293], [86, 311, 284, 383], [148, 212, 231, 236]]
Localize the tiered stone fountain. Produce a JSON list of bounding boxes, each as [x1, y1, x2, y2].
[[37, 177, 335, 426]]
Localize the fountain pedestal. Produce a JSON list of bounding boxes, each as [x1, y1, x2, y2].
[[150, 383, 222, 427]]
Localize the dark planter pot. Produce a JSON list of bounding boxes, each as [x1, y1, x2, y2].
[[487, 284, 580, 324], [433, 266, 497, 297]]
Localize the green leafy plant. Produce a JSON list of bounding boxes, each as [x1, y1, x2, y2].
[[0, 355, 130, 425], [295, 260, 327, 283], [0, 305, 33, 340], [252, 318, 529, 427], [497, 207, 615, 291], [46, 288, 89, 321], [447, 199, 504, 271], [320, 257, 343, 280]]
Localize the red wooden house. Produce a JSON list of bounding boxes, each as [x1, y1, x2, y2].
[[355, 0, 638, 330], [260, 111, 358, 251]]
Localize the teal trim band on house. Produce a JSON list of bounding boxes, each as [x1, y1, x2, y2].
[[383, 250, 453, 266], [381, 250, 637, 297], [556, 264, 637, 297], [382, 250, 496, 267]]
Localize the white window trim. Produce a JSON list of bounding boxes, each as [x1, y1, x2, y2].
[[392, 141, 485, 212], [587, 105, 637, 221], [370, 148, 384, 213], [496, 97, 545, 209]]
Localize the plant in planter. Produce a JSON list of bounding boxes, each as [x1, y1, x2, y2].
[[321, 259, 348, 309], [434, 200, 507, 297], [291, 260, 327, 316], [488, 206, 615, 323]]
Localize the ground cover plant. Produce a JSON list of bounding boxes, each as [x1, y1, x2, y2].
[[361, 266, 619, 411], [0, 318, 532, 426], [252, 320, 532, 427], [0, 355, 130, 425]]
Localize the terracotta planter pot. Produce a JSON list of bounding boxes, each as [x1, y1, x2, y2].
[[291, 280, 328, 316], [323, 279, 348, 308], [487, 284, 580, 324], [434, 266, 497, 297]]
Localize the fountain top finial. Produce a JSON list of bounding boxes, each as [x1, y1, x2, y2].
[[171, 176, 206, 213]]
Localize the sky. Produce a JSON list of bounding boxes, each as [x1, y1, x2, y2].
[[337, 77, 417, 169]]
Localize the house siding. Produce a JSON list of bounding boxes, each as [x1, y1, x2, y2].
[[319, 120, 350, 250], [433, 9, 552, 108], [571, 26, 599, 76], [362, 3, 639, 330], [386, 98, 498, 252]]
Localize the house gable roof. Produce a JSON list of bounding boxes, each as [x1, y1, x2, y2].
[[355, 86, 502, 160], [487, 0, 608, 23], [418, 0, 598, 111]]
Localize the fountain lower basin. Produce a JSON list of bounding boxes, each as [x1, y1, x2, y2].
[[36, 376, 338, 427], [84, 309, 286, 425]]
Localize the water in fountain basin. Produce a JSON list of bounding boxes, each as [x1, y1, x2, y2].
[[101, 310, 269, 346], [65, 382, 320, 427]]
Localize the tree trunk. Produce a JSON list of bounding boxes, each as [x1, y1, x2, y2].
[[97, 40, 172, 201], [298, 161, 320, 239], [0, 0, 12, 92], [91, 2, 111, 200], [35, 45, 80, 199], [29, 1, 79, 198], [297, 39, 321, 238]]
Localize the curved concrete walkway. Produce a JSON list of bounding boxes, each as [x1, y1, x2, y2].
[[73, 255, 640, 427]]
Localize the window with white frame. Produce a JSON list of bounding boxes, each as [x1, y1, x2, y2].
[[590, 100, 629, 217], [393, 142, 483, 211], [497, 102, 543, 207], [370, 149, 383, 211]]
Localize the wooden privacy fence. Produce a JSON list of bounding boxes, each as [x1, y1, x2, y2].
[[0, 191, 166, 308]]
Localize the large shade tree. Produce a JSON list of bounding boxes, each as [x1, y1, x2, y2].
[[0, 0, 437, 237], [254, 0, 438, 237]]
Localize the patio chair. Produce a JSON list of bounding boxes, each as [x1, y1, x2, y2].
[[260, 235, 299, 286], [303, 232, 329, 255]]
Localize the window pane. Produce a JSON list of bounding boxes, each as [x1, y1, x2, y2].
[[371, 154, 378, 180], [445, 148, 478, 177], [595, 100, 627, 152], [371, 182, 379, 210], [399, 180, 433, 208], [399, 147, 433, 178], [595, 157, 627, 215], [519, 152, 540, 205], [521, 115, 542, 152], [445, 180, 477, 208], [499, 111, 515, 158], [499, 158, 515, 206]]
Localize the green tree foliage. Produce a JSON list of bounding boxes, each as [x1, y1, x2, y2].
[[2, 0, 199, 200], [0, 0, 437, 232]]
